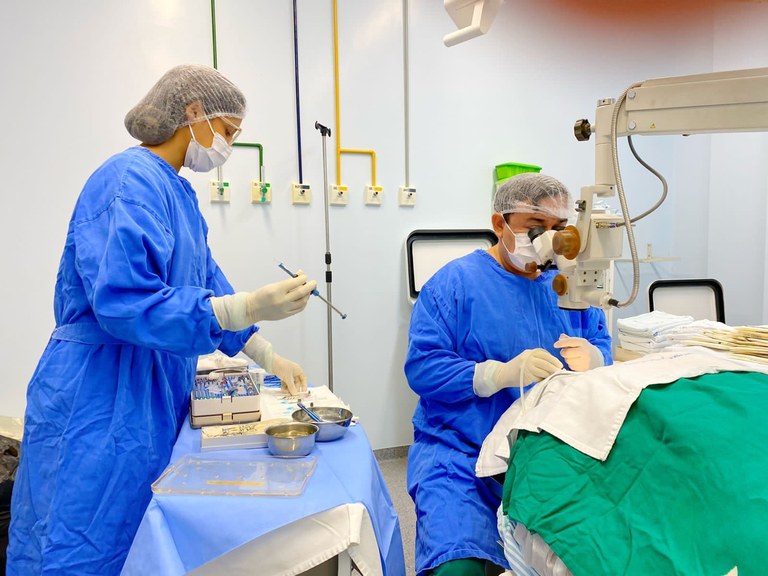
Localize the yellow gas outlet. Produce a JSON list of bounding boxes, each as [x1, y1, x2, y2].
[[330, 185, 348, 206], [365, 185, 383, 206], [251, 181, 272, 204]]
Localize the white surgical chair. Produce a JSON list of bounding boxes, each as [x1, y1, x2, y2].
[[405, 229, 498, 305], [647, 278, 725, 323]]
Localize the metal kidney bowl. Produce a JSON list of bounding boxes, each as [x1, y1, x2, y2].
[[291, 407, 353, 442]]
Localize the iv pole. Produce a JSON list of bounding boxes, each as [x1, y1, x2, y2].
[[315, 121, 335, 392]]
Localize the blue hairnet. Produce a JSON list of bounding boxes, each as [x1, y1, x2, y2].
[[493, 173, 573, 220], [124, 64, 247, 145]]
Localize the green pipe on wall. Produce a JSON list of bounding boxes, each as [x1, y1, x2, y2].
[[211, 0, 266, 187], [210, 0, 218, 69], [233, 142, 264, 180]]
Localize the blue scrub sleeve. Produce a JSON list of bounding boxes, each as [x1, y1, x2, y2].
[[75, 198, 226, 356], [575, 307, 613, 366], [405, 284, 478, 404], [205, 247, 258, 357]]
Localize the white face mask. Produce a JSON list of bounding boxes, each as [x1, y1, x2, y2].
[[502, 222, 542, 272], [183, 119, 233, 172]]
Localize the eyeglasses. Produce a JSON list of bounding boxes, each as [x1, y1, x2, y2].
[[220, 117, 243, 143]]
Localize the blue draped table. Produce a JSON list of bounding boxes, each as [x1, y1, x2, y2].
[[122, 420, 405, 575]]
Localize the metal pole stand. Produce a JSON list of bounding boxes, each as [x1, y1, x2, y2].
[[315, 121, 335, 392]]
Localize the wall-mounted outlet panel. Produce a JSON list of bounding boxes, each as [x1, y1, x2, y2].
[[365, 185, 383, 206], [330, 184, 348, 206], [210, 180, 230, 203], [399, 186, 416, 207], [292, 183, 311, 205], [251, 181, 272, 204]]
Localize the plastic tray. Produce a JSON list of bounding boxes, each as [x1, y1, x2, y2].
[[151, 453, 317, 497]]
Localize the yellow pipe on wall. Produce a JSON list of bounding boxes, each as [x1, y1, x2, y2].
[[333, 0, 378, 187], [333, 0, 341, 183], [340, 148, 377, 184]]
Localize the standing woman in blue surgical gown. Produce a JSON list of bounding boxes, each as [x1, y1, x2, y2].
[[7, 64, 317, 576], [405, 173, 613, 576]]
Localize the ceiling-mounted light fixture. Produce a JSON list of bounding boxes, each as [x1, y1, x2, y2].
[[443, 0, 503, 47]]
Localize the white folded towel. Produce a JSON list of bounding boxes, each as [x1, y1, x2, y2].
[[618, 332, 675, 352], [617, 310, 693, 337]]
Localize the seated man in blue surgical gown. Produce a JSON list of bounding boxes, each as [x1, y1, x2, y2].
[[7, 64, 317, 576], [405, 173, 612, 576]]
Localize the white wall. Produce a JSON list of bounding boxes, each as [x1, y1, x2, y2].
[[2, 0, 767, 448], [708, 4, 768, 327]]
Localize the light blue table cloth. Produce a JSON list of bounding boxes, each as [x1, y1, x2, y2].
[[122, 420, 405, 575]]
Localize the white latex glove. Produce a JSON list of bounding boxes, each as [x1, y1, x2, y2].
[[473, 348, 563, 398], [210, 272, 317, 331], [553, 334, 604, 372], [242, 333, 307, 396], [272, 354, 307, 396]]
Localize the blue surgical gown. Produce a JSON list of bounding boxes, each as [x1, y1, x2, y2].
[[405, 250, 612, 575], [7, 147, 256, 576]]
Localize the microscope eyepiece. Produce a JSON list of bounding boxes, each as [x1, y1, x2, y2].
[[527, 226, 546, 242]]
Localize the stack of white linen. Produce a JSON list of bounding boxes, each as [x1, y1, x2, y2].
[[617, 311, 695, 353]]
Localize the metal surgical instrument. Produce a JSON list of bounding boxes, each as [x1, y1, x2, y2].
[[277, 263, 348, 319]]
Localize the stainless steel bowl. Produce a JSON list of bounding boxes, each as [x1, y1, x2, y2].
[[265, 422, 318, 457], [291, 407, 353, 442]]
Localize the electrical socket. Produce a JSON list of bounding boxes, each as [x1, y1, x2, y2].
[[210, 180, 230, 203], [330, 184, 348, 206], [292, 183, 311, 205], [251, 181, 272, 204], [399, 186, 416, 207], [365, 185, 383, 206]]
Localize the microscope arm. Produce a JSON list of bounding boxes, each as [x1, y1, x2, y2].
[[554, 67, 768, 310]]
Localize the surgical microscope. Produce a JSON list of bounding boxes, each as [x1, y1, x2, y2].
[[526, 67, 768, 311]]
